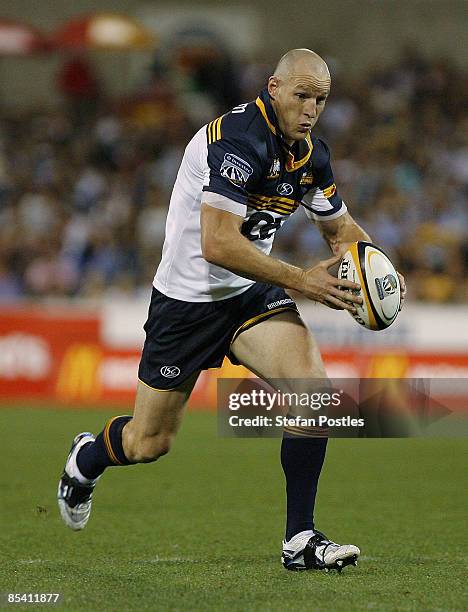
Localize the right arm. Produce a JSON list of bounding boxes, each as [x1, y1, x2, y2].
[[200, 202, 361, 312]]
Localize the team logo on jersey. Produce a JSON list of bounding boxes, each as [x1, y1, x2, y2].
[[375, 274, 398, 299], [300, 171, 314, 185], [267, 158, 280, 179], [160, 365, 181, 378], [277, 183, 294, 196], [220, 153, 253, 187]]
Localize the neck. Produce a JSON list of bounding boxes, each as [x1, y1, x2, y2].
[[270, 98, 294, 146]]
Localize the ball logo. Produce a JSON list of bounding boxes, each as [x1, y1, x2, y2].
[[339, 259, 349, 278], [375, 274, 397, 299], [160, 365, 181, 378], [277, 183, 294, 196]]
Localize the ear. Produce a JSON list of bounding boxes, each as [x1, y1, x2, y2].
[[268, 76, 279, 100]]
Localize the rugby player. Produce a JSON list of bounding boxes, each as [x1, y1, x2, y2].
[[58, 49, 406, 572]]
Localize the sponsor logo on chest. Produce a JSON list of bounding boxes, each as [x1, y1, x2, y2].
[[220, 153, 253, 186], [277, 183, 294, 196]]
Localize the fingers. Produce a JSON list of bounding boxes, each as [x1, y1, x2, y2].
[[397, 272, 406, 311], [302, 258, 363, 311], [329, 285, 363, 305], [320, 257, 361, 292], [324, 295, 357, 312], [398, 272, 406, 297], [321, 254, 342, 269], [336, 277, 361, 291], [324, 301, 344, 310], [327, 268, 363, 309]]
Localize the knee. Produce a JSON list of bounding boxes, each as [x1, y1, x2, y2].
[[125, 433, 172, 463]]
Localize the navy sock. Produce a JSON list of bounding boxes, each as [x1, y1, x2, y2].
[[76, 416, 133, 480], [281, 435, 328, 541]]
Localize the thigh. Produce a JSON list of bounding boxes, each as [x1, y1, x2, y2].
[[230, 310, 327, 381], [231, 311, 329, 436]]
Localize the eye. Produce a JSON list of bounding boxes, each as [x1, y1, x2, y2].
[[295, 93, 307, 99], [317, 97, 327, 105]]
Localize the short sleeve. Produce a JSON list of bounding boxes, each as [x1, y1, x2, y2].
[[203, 134, 263, 205], [302, 139, 347, 221]]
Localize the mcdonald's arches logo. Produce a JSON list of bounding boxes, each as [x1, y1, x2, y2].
[[56, 344, 102, 402]]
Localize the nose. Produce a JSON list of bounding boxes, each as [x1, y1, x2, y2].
[[303, 99, 317, 119]]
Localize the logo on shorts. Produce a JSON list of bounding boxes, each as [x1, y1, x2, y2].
[[220, 153, 253, 187], [160, 365, 181, 378], [277, 183, 293, 196], [375, 274, 398, 299], [266, 298, 294, 310]]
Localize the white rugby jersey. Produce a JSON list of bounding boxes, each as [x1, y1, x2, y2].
[[153, 89, 347, 302]]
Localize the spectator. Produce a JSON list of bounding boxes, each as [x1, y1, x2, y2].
[[0, 48, 465, 303], [57, 54, 101, 125]]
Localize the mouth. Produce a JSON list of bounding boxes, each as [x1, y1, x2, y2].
[[298, 124, 311, 133]]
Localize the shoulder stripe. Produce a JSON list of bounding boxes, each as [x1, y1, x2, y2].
[[216, 116, 222, 140], [207, 116, 224, 144], [207, 120, 214, 144]]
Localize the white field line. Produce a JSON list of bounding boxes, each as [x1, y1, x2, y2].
[[18, 557, 199, 564]]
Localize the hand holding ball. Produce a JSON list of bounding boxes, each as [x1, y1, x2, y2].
[[338, 242, 401, 330]]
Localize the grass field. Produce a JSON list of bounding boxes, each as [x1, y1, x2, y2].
[[0, 407, 466, 611]]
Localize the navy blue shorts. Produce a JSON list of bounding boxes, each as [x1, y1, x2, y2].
[[138, 283, 299, 390]]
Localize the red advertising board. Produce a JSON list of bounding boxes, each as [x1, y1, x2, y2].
[[1, 307, 468, 410], [0, 307, 99, 402]]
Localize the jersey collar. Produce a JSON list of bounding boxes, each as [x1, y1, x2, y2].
[[255, 88, 313, 172], [255, 88, 279, 135]]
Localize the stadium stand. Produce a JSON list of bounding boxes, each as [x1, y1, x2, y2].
[[0, 48, 466, 302]]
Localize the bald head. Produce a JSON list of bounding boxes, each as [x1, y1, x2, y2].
[[273, 48, 330, 81], [267, 49, 331, 144]]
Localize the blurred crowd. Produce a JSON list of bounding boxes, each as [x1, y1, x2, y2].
[[0, 45, 466, 303]]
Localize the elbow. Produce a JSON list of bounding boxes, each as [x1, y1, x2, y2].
[[201, 236, 224, 265]]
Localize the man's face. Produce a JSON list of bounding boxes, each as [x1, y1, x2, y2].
[[268, 72, 330, 144]]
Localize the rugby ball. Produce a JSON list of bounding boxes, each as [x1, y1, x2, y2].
[[338, 241, 401, 330]]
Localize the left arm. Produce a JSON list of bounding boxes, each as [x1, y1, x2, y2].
[[315, 211, 370, 257], [304, 138, 406, 305], [316, 212, 407, 306]]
